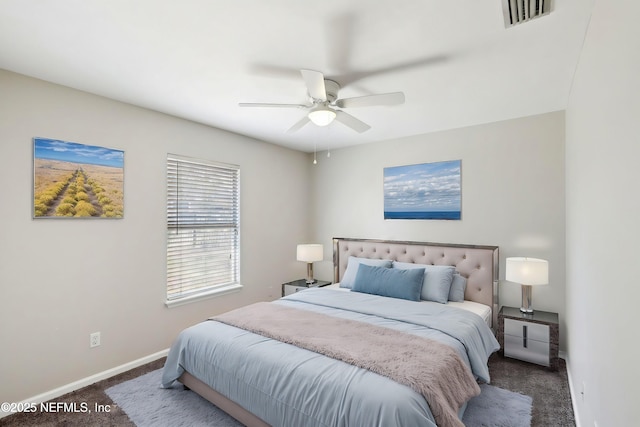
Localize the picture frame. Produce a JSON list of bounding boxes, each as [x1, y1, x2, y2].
[[384, 159, 461, 220], [33, 137, 124, 219]]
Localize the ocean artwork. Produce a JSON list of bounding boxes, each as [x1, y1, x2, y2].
[[384, 160, 461, 220], [33, 137, 124, 219]]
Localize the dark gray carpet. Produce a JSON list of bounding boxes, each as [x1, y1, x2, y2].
[[488, 354, 575, 426], [0, 354, 575, 426], [106, 369, 532, 427]]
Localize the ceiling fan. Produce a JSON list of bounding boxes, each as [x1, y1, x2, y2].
[[239, 69, 405, 133]]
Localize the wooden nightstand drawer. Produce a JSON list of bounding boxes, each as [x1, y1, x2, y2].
[[498, 306, 560, 370], [504, 318, 549, 343], [284, 285, 309, 296], [504, 331, 550, 366], [504, 317, 551, 366]]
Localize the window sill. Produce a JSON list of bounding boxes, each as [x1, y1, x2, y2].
[[165, 283, 243, 308]]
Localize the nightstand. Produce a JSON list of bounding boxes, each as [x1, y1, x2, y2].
[[281, 279, 331, 297], [497, 306, 559, 371]]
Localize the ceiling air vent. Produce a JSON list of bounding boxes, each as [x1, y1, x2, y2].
[[502, 0, 552, 28]]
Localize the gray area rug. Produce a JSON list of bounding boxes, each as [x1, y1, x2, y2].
[[106, 369, 532, 427]]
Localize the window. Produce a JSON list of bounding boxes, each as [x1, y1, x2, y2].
[[166, 154, 240, 306]]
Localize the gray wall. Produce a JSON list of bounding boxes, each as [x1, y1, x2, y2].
[[565, 0, 640, 425], [0, 69, 312, 403], [310, 112, 567, 348]]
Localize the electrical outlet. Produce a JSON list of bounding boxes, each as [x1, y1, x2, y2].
[[90, 332, 101, 348]]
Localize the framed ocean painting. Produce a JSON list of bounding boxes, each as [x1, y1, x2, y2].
[[384, 160, 461, 220], [33, 137, 124, 218]]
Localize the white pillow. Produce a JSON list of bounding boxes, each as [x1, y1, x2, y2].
[[392, 261, 455, 304], [340, 256, 392, 289]]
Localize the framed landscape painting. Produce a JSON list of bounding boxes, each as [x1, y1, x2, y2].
[[384, 160, 461, 220], [33, 137, 124, 218]]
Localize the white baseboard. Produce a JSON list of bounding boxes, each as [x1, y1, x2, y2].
[[563, 353, 582, 427], [0, 348, 169, 419]]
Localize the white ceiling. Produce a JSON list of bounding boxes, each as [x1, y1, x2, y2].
[[0, 0, 593, 153]]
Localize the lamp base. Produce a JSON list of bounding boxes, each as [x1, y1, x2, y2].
[[305, 263, 316, 285], [520, 284, 534, 313]]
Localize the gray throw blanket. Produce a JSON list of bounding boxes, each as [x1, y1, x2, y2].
[[212, 302, 480, 427]]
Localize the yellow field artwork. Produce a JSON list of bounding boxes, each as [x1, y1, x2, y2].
[[33, 138, 124, 218]]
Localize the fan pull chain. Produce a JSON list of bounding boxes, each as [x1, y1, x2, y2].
[[313, 141, 317, 165]]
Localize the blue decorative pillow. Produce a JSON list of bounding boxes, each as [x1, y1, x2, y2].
[[392, 262, 455, 304], [340, 256, 393, 289], [448, 273, 467, 302], [351, 264, 425, 301]]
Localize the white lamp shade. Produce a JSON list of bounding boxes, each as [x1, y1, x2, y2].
[[308, 107, 336, 126], [297, 244, 324, 262], [505, 257, 549, 285]]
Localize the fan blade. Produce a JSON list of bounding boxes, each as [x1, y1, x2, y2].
[[286, 116, 311, 133], [332, 55, 449, 87], [335, 92, 405, 108], [239, 102, 308, 109], [334, 111, 371, 133], [300, 69, 327, 102]]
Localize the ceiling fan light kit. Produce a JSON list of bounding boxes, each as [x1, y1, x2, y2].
[[308, 105, 336, 126]]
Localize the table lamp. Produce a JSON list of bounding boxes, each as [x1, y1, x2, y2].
[[297, 244, 324, 284], [505, 257, 549, 313]]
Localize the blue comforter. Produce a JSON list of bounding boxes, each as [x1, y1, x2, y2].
[[162, 289, 499, 427]]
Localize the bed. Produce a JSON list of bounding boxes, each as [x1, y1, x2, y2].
[[162, 238, 500, 427]]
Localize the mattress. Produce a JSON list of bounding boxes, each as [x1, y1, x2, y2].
[[447, 300, 492, 326], [326, 283, 493, 326]]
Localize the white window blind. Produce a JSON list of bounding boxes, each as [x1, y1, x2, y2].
[[167, 154, 240, 302]]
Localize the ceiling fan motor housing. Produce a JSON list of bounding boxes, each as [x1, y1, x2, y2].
[[322, 79, 340, 103]]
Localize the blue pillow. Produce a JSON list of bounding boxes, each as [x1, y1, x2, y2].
[[448, 273, 467, 302], [351, 264, 425, 301], [392, 262, 455, 304], [340, 256, 393, 289]]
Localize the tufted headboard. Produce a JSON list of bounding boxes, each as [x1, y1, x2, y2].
[[333, 238, 499, 327]]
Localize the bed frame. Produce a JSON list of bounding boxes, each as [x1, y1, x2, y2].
[[179, 237, 500, 427]]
